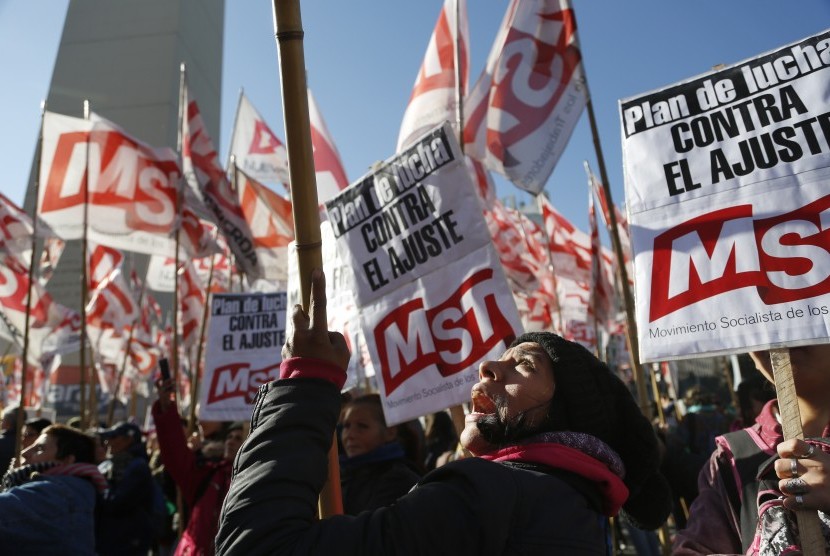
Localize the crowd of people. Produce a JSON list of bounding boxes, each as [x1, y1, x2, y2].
[[0, 269, 829, 554]]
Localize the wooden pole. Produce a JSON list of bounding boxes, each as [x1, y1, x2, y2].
[[272, 0, 342, 518], [187, 233, 218, 437], [534, 195, 566, 335], [453, 0, 464, 153], [580, 74, 651, 420], [172, 63, 187, 407], [79, 100, 92, 429], [769, 348, 825, 555], [105, 283, 146, 426], [15, 104, 47, 461]]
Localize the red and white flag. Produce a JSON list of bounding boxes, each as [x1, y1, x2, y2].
[[228, 92, 290, 187], [0, 192, 64, 284], [586, 162, 634, 288], [308, 88, 350, 205], [85, 243, 139, 334], [178, 260, 206, 352], [397, 0, 469, 151], [236, 168, 294, 283], [589, 191, 615, 329], [538, 194, 591, 283], [464, 0, 586, 194], [0, 247, 80, 366], [39, 111, 181, 256], [182, 86, 263, 280]]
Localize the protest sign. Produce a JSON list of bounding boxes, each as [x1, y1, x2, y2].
[[621, 29, 830, 362], [361, 244, 521, 425], [199, 291, 286, 421], [325, 122, 491, 307], [327, 122, 522, 425]]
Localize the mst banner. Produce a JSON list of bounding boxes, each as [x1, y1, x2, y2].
[[325, 122, 492, 307], [621, 29, 830, 362], [199, 292, 286, 421], [328, 122, 522, 425], [362, 245, 521, 425]]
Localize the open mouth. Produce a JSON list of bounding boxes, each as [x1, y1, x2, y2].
[[471, 389, 497, 415]]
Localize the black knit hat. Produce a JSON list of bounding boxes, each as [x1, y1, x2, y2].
[[511, 332, 672, 530]]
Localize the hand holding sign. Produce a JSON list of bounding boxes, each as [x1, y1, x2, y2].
[[282, 268, 350, 371]]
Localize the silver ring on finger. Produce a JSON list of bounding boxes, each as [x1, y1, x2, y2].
[[799, 444, 817, 459], [795, 494, 805, 508], [791, 457, 800, 478]]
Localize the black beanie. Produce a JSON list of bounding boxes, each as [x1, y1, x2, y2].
[[511, 332, 672, 530]]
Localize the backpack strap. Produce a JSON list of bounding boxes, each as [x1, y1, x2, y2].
[[718, 429, 771, 553]]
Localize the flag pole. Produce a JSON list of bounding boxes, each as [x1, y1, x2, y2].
[[15, 103, 47, 461], [272, 0, 342, 517], [172, 63, 187, 406], [106, 281, 146, 427], [535, 195, 566, 335], [78, 100, 92, 429], [188, 231, 219, 437], [225, 88, 245, 172], [566, 3, 651, 419], [453, 0, 464, 153]]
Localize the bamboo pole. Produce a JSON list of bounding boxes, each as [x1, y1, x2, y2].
[[272, 0, 342, 518]]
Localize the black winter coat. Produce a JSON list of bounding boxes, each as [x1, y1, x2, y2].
[[217, 377, 609, 555]]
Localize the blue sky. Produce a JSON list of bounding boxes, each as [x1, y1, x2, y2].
[[1, 1, 829, 233]]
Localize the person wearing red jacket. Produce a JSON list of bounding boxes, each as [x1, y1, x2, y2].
[[152, 385, 244, 556]]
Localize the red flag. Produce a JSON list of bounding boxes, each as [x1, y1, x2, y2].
[[307, 88, 350, 204], [397, 0, 469, 151], [39, 111, 181, 255], [236, 169, 294, 283], [464, 0, 586, 194], [538, 194, 591, 283], [182, 85, 263, 280], [589, 191, 615, 329], [228, 92, 290, 186]]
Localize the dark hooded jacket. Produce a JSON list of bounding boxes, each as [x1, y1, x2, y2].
[[216, 357, 627, 555]]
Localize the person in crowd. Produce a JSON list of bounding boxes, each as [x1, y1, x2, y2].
[[0, 424, 107, 555], [216, 269, 671, 554], [0, 405, 18, 472], [674, 345, 830, 554], [338, 393, 421, 514], [153, 379, 245, 556], [731, 370, 776, 431], [96, 421, 155, 555], [423, 410, 458, 471], [21, 417, 52, 451]]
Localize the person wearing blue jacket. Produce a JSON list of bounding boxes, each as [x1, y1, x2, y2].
[[0, 424, 107, 555]]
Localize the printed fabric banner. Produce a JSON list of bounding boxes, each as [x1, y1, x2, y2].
[[621, 29, 830, 362], [199, 291, 287, 421], [325, 122, 491, 307], [39, 112, 181, 256]]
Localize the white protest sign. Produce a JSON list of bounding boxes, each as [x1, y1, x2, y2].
[[327, 122, 522, 425], [621, 29, 830, 362], [199, 291, 287, 421], [324, 122, 491, 306], [361, 244, 521, 426]]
